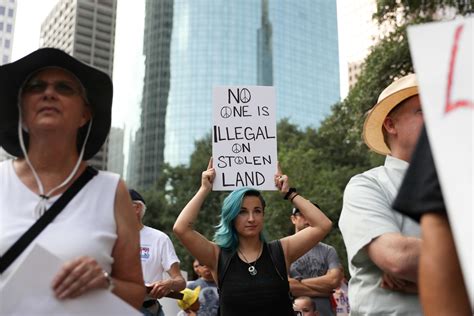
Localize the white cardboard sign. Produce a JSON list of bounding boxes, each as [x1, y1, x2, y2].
[[0, 244, 140, 315], [212, 86, 277, 191], [408, 17, 473, 306]]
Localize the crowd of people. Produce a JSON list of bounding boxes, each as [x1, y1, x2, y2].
[[0, 47, 471, 316]]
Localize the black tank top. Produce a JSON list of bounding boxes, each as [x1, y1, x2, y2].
[[219, 244, 294, 316]]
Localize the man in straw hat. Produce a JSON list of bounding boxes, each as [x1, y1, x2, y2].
[[339, 74, 423, 315]]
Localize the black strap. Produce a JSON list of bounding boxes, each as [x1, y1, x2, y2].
[[217, 247, 235, 289], [267, 240, 287, 280], [0, 166, 98, 274]]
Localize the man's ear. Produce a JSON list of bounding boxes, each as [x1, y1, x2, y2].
[[383, 116, 396, 136], [290, 215, 297, 225]]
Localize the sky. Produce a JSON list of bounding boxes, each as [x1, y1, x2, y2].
[[11, 0, 59, 61]]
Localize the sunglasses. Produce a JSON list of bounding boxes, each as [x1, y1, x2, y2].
[[22, 79, 82, 96]]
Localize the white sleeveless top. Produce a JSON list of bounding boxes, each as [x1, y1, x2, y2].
[[0, 160, 119, 286]]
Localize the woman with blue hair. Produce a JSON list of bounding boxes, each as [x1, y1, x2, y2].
[[174, 159, 332, 315]]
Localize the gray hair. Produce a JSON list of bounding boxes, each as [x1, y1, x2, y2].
[[135, 200, 147, 220]]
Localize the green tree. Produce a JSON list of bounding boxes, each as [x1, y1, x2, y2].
[[374, 0, 472, 29]]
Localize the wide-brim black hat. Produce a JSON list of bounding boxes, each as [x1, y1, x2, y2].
[[0, 47, 113, 160]]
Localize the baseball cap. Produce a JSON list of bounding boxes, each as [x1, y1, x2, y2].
[[129, 189, 146, 205]]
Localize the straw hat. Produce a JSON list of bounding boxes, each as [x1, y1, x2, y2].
[[363, 73, 418, 155], [0, 48, 112, 160], [177, 286, 201, 310]]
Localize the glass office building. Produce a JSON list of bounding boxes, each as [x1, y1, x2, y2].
[[124, 0, 339, 188], [128, 0, 173, 188], [165, 0, 339, 166]]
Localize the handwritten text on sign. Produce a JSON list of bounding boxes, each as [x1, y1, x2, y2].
[[212, 86, 277, 191], [408, 17, 473, 306]]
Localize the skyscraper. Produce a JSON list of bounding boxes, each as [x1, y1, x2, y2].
[[125, 0, 340, 188], [0, 0, 16, 65], [107, 126, 124, 175], [40, 0, 117, 170], [0, 0, 16, 162], [126, 0, 173, 189]]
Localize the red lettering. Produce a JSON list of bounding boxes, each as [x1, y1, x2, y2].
[[445, 24, 473, 114]]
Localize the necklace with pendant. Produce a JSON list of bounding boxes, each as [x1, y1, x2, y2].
[[238, 243, 263, 276]]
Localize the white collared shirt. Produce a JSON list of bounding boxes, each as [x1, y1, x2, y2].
[[339, 155, 422, 315]]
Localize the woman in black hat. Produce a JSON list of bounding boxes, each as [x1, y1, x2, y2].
[[0, 48, 145, 310]]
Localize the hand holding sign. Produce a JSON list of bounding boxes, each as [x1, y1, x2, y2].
[[274, 163, 290, 197], [201, 158, 216, 193]]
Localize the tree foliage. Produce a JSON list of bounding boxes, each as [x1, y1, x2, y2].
[[374, 0, 473, 30]]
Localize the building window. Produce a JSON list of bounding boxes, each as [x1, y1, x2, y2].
[[0, 6, 5, 15], [6, 24, 11, 33], [5, 39, 10, 48], [3, 55, 9, 64], [7, 8, 13, 17], [0, 22, 3, 31]]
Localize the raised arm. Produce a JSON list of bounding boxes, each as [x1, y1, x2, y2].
[[173, 158, 220, 270], [276, 166, 332, 268]]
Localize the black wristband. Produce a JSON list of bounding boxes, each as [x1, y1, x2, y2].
[[290, 193, 299, 202], [284, 187, 297, 200]]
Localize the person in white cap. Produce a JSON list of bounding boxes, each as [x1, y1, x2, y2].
[[339, 74, 423, 315]]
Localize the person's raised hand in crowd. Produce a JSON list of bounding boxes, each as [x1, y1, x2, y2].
[[274, 163, 290, 195], [200, 158, 215, 193]]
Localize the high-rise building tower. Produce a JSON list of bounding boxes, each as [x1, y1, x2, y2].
[[257, 0, 273, 86], [164, 0, 340, 166], [127, 0, 173, 189], [0, 0, 16, 65], [40, 0, 117, 170], [0, 0, 17, 162], [107, 126, 124, 176]]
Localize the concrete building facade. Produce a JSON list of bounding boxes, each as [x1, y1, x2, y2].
[[40, 0, 117, 170]]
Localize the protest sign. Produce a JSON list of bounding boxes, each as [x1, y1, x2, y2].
[[408, 17, 473, 306], [0, 243, 140, 315], [212, 86, 277, 191]]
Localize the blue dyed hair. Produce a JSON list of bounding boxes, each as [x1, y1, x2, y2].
[[213, 187, 266, 252]]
